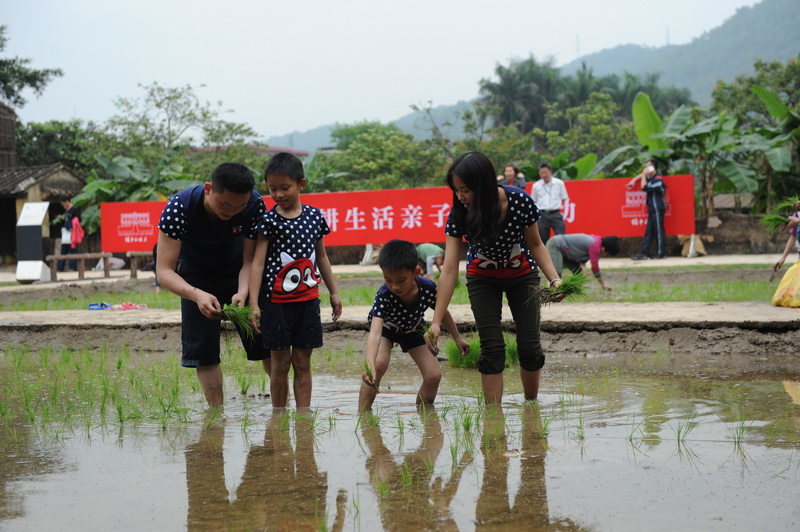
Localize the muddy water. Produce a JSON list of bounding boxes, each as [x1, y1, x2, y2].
[[0, 352, 798, 531]]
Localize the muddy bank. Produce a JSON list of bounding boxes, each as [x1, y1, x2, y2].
[[2, 313, 798, 378]]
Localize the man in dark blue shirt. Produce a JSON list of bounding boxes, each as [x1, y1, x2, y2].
[[628, 160, 667, 260], [156, 162, 268, 406]]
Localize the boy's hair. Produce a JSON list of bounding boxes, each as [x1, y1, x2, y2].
[[210, 162, 255, 194], [446, 151, 500, 246], [601, 236, 622, 256], [539, 163, 552, 170], [264, 152, 305, 183], [378, 240, 419, 272]]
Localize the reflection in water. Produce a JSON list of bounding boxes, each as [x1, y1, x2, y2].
[[475, 405, 585, 531], [185, 409, 344, 531], [361, 407, 468, 530]]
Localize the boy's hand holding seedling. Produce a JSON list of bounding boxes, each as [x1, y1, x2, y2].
[[361, 358, 378, 391], [454, 336, 471, 357]]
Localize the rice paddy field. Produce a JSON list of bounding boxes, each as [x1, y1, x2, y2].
[[0, 339, 798, 531], [0, 262, 798, 530]]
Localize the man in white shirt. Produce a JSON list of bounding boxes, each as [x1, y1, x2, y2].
[[531, 163, 569, 244]]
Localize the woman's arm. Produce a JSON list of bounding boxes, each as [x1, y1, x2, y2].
[[524, 223, 564, 300], [430, 235, 463, 346]]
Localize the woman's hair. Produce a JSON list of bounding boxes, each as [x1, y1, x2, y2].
[[503, 164, 521, 176], [446, 151, 500, 245]]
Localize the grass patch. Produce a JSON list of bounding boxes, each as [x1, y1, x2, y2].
[[443, 332, 518, 369]]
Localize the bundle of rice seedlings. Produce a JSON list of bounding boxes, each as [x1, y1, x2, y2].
[[531, 272, 591, 305], [760, 213, 790, 234], [220, 304, 255, 342]]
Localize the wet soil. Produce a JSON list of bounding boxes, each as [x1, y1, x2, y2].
[[1, 268, 798, 378]]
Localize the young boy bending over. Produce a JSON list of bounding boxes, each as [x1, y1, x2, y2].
[[359, 239, 469, 411], [250, 152, 342, 408]]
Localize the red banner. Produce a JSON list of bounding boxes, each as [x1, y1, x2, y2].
[[100, 175, 695, 252]]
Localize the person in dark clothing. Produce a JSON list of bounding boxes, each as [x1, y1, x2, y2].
[[627, 160, 667, 260], [55, 195, 81, 271]]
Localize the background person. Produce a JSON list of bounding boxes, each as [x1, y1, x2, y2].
[[416, 242, 444, 279], [55, 195, 81, 271], [546, 234, 621, 291], [156, 162, 268, 407], [497, 164, 526, 189], [628, 159, 668, 260], [531, 163, 569, 244], [774, 205, 800, 271]]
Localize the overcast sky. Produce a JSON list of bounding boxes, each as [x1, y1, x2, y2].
[[5, 0, 761, 139]]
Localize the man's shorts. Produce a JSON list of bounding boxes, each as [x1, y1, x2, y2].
[[381, 324, 427, 352], [261, 298, 323, 351], [178, 262, 268, 368]]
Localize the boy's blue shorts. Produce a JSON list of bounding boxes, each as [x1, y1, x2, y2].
[[260, 298, 323, 351], [178, 262, 268, 368], [381, 324, 426, 352]]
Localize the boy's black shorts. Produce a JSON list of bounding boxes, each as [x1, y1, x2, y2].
[[178, 262, 268, 368], [381, 324, 426, 352], [260, 298, 323, 351]]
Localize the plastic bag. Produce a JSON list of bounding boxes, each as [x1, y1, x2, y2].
[[772, 261, 800, 307]]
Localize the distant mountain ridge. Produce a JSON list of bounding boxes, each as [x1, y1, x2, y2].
[[559, 0, 799, 106], [266, 0, 798, 154]]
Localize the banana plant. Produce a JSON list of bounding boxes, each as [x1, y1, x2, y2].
[[71, 146, 200, 234]]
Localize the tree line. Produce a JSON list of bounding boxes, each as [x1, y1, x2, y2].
[[3, 20, 798, 231]]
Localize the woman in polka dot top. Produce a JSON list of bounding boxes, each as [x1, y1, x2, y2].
[[429, 151, 564, 405]]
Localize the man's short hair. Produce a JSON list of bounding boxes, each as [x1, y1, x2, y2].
[[210, 162, 255, 194], [539, 163, 552, 170], [264, 152, 305, 183], [379, 240, 419, 272], [601, 236, 622, 256]]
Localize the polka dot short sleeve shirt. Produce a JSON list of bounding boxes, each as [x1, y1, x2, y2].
[[445, 185, 541, 278], [158, 186, 265, 270], [369, 276, 437, 332], [257, 204, 330, 300]]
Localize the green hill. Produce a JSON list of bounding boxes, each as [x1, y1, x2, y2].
[[559, 0, 799, 105], [267, 0, 799, 153]]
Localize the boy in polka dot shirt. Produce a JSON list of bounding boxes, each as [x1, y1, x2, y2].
[[249, 152, 342, 408], [156, 162, 268, 406], [359, 239, 469, 412]]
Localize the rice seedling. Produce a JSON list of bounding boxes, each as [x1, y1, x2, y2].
[[204, 407, 223, 429], [349, 488, 360, 518], [628, 415, 647, 442], [397, 462, 414, 490], [419, 454, 434, 475], [444, 332, 518, 369], [220, 304, 255, 342], [723, 406, 752, 446], [360, 360, 379, 393], [236, 372, 255, 395], [574, 409, 586, 441], [377, 479, 392, 499], [393, 414, 405, 435], [277, 411, 293, 431], [670, 415, 699, 443]]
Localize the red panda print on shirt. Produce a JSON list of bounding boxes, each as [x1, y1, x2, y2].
[[271, 251, 321, 303]]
